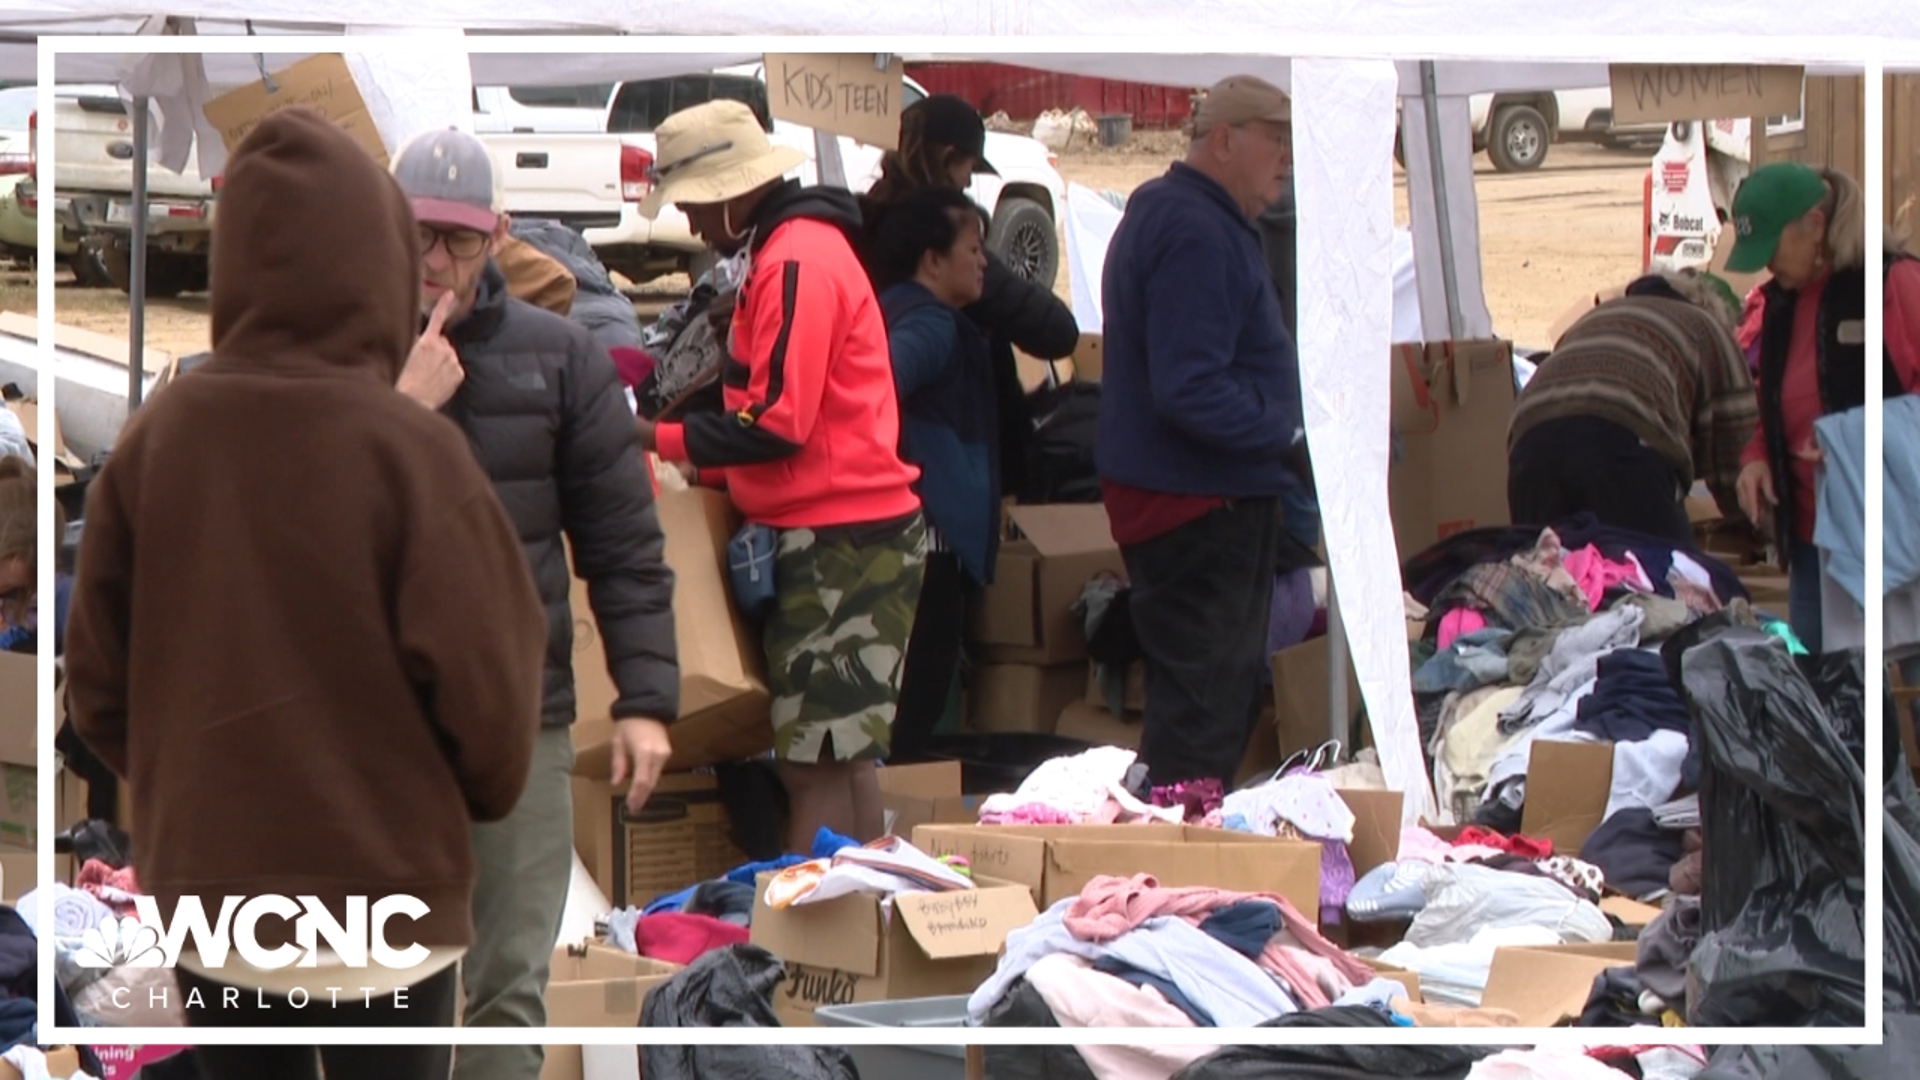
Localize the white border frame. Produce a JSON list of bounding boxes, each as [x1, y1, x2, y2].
[[34, 31, 1887, 1047]]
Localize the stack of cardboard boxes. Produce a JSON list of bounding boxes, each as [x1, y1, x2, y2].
[[0, 652, 32, 904]]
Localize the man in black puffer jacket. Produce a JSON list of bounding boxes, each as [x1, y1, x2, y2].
[[392, 128, 678, 1079]]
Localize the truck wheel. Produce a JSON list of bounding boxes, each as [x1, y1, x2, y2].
[[68, 249, 113, 288], [1488, 105, 1550, 172], [988, 197, 1058, 290], [102, 242, 199, 299]]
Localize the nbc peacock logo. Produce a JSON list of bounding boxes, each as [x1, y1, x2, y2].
[[73, 915, 168, 968]]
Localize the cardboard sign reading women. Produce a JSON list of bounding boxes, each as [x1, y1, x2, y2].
[[200, 54, 389, 167]]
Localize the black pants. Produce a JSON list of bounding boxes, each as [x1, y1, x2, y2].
[[1508, 415, 1693, 546], [893, 552, 967, 762], [1123, 497, 1280, 787], [179, 965, 457, 1080]]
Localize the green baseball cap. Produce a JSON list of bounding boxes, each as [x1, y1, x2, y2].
[[1725, 162, 1829, 273]]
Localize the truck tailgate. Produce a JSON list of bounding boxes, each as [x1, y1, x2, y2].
[[487, 134, 623, 231], [51, 96, 212, 198]]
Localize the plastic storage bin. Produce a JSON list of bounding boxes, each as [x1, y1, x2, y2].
[[815, 996, 969, 1080]]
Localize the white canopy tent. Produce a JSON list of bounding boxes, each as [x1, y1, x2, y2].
[[12, 11, 1897, 826]]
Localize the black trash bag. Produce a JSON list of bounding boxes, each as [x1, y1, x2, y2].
[[1680, 626, 1867, 1026], [1696, 1013, 1920, 1080], [638, 944, 858, 1080], [979, 977, 1100, 1080], [1882, 699, 1920, 1011], [1019, 381, 1102, 505], [1170, 1009, 1497, 1080], [1803, 648, 1867, 766]]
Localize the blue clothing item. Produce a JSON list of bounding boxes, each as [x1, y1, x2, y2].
[[1280, 483, 1321, 549], [1097, 163, 1304, 499], [1884, 395, 1920, 596], [54, 574, 70, 655], [881, 281, 1001, 585], [1788, 540, 1825, 656], [643, 827, 859, 914], [1093, 960, 1210, 1024], [1812, 405, 1867, 608], [1411, 628, 1514, 694]]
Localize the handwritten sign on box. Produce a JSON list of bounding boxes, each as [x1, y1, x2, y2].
[[764, 53, 904, 150], [1608, 64, 1804, 126], [201, 54, 389, 167]]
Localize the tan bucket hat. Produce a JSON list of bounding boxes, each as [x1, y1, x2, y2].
[[637, 100, 808, 220]]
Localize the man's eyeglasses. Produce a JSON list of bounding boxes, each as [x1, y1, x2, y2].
[[418, 226, 489, 260]]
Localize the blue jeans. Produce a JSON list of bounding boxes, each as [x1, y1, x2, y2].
[[1788, 542, 1825, 656]]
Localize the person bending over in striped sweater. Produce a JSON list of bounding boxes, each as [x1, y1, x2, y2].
[[1506, 268, 1758, 545]]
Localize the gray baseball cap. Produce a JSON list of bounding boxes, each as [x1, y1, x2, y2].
[[391, 127, 499, 233]]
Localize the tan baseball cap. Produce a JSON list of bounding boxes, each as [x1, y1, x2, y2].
[[1193, 75, 1292, 136]]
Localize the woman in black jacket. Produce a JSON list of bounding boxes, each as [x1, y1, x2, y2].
[[858, 95, 1081, 757]]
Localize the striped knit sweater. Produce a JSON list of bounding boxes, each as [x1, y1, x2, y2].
[[1509, 295, 1759, 519]]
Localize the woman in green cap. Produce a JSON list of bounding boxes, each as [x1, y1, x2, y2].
[[1725, 162, 1920, 652], [1508, 268, 1757, 544]]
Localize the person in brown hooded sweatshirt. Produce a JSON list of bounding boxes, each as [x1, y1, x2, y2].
[[64, 108, 544, 1077]]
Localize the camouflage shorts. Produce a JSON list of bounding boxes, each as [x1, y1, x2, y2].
[[764, 514, 928, 763]]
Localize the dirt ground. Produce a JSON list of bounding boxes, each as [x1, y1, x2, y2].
[[6, 136, 1648, 359]]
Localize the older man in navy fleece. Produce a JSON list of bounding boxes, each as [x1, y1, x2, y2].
[[1096, 74, 1303, 790]]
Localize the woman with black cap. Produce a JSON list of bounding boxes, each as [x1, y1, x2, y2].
[[1506, 268, 1759, 546], [858, 96, 1080, 758]]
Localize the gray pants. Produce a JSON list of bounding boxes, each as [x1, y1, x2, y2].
[[453, 726, 574, 1080]]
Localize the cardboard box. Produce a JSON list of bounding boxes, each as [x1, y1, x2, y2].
[[1339, 789, 1406, 880], [1739, 569, 1792, 610], [1054, 699, 1141, 749], [1479, 942, 1640, 1026], [969, 663, 1083, 734], [1084, 660, 1145, 714], [750, 873, 1038, 1026], [0, 844, 31, 903], [1272, 636, 1361, 759], [1388, 340, 1516, 560], [878, 761, 976, 838], [911, 823, 1324, 917], [571, 486, 771, 774], [539, 1046, 583, 1080], [53, 768, 87, 834], [970, 505, 1124, 665], [1519, 739, 1616, 855], [570, 768, 746, 909], [0, 1047, 80, 1080], [544, 943, 678, 1026]]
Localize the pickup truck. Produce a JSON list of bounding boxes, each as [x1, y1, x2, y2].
[[50, 85, 218, 297], [475, 66, 1069, 288], [1397, 86, 1666, 173], [51, 88, 627, 298]]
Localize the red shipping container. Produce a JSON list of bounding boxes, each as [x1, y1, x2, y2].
[[906, 62, 1196, 130]]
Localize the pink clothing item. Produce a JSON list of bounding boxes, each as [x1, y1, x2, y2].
[[1398, 826, 1453, 864], [1063, 873, 1374, 1008], [1563, 545, 1651, 610], [635, 913, 750, 965], [1026, 954, 1219, 1079], [77, 860, 142, 915], [1436, 608, 1487, 650]]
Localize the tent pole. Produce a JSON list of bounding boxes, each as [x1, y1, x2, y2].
[[1326, 570, 1346, 748], [1419, 61, 1466, 338], [128, 94, 149, 413]]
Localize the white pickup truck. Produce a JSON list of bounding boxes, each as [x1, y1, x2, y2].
[[51, 89, 628, 298], [51, 85, 219, 297], [1397, 86, 1666, 174], [475, 66, 1070, 288]]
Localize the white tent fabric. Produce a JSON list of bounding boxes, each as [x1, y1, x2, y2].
[[1063, 182, 1122, 333], [10, 10, 1900, 823]]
